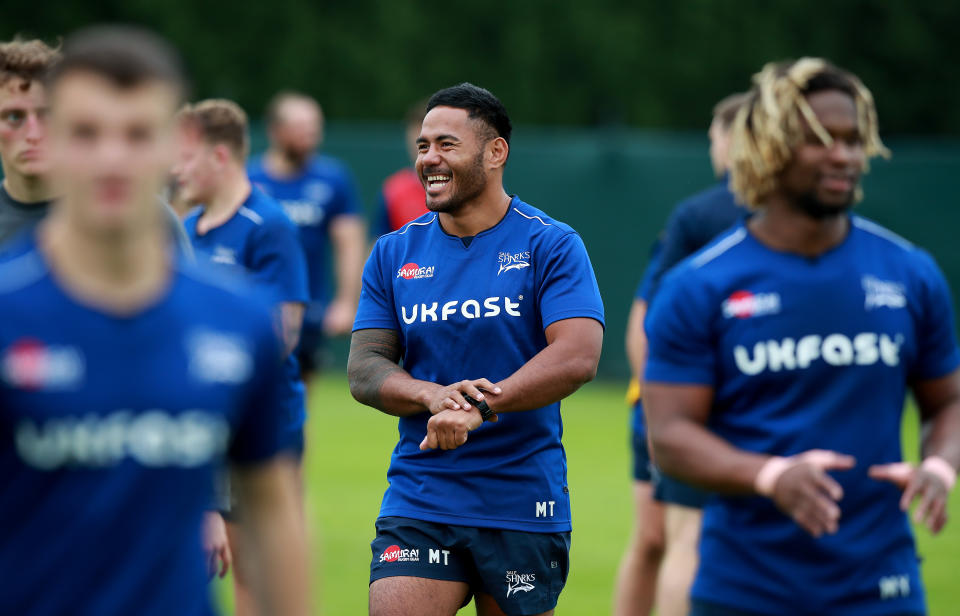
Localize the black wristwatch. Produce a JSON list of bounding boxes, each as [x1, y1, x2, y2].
[[464, 395, 495, 422]]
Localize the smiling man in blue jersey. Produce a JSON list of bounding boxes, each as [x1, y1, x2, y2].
[[248, 91, 366, 382], [348, 83, 604, 616], [645, 58, 960, 616], [173, 98, 309, 615], [0, 26, 308, 616]]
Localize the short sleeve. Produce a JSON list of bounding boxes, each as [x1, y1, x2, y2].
[[644, 267, 717, 385], [911, 251, 960, 380], [648, 203, 699, 302], [248, 216, 309, 305], [635, 240, 663, 302], [229, 310, 288, 464], [537, 232, 605, 329], [328, 165, 363, 218], [353, 240, 400, 331], [374, 190, 393, 238]]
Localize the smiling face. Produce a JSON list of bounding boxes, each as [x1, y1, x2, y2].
[[415, 106, 492, 214], [49, 71, 178, 235], [0, 77, 50, 181], [778, 89, 865, 218]]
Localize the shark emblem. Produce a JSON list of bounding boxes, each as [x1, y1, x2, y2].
[[505, 571, 536, 597], [497, 250, 531, 276]]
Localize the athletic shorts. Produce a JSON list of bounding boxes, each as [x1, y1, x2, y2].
[[294, 318, 326, 376], [690, 598, 923, 616], [632, 423, 654, 482], [219, 427, 304, 520], [631, 400, 653, 482], [370, 516, 570, 616], [652, 466, 711, 509]]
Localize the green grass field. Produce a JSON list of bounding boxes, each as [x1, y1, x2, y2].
[[215, 374, 960, 615]]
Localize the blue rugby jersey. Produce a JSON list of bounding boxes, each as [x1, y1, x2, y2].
[[645, 216, 960, 615], [647, 176, 745, 302], [184, 187, 309, 436], [0, 241, 287, 616], [248, 154, 362, 325], [354, 196, 604, 532]]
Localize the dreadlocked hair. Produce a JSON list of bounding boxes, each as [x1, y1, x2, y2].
[[728, 57, 890, 208]]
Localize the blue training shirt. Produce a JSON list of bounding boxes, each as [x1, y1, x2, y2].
[[248, 154, 362, 324], [0, 240, 288, 616], [645, 215, 960, 615], [354, 196, 605, 532], [647, 176, 745, 302], [184, 187, 309, 436]]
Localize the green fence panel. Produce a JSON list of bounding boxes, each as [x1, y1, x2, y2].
[[260, 124, 960, 380]]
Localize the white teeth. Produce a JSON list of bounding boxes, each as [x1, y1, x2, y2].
[[426, 175, 450, 182]]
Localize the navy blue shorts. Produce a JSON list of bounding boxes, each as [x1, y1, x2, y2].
[[652, 467, 711, 508], [690, 598, 923, 616], [294, 318, 326, 376], [630, 401, 653, 482], [370, 516, 570, 616], [632, 425, 654, 482], [689, 599, 776, 616]]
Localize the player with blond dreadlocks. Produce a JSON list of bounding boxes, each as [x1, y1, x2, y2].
[[643, 57, 960, 615]]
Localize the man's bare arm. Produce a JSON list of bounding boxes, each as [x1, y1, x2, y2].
[[324, 216, 367, 335], [279, 302, 305, 356], [644, 382, 766, 493], [871, 368, 960, 533], [914, 368, 960, 467], [232, 457, 309, 616], [625, 299, 648, 380], [645, 382, 854, 537], [487, 317, 603, 413], [419, 318, 602, 451], [348, 328, 439, 416]]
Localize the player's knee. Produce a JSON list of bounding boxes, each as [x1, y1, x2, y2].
[[637, 519, 666, 562]]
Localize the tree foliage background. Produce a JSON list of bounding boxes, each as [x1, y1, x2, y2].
[[5, 0, 959, 134]]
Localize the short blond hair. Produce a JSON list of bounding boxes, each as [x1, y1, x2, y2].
[[0, 38, 60, 88], [728, 58, 889, 208], [178, 99, 249, 160]]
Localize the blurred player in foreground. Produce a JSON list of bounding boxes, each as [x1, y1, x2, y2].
[[248, 91, 366, 382], [0, 26, 307, 615], [374, 99, 429, 235], [349, 82, 604, 616], [615, 91, 748, 616], [645, 57, 960, 616], [174, 98, 310, 615]]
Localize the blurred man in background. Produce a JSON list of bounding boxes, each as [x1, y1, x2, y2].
[[613, 239, 665, 616], [0, 39, 59, 245], [349, 82, 604, 616], [175, 98, 310, 616], [645, 57, 960, 616], [0, 36, 192, 255], [614, 92, 746, 616], [626, 92, 748, 616], [248, 91, 365, 384], [374, 99, 428, 235], [0, 26, 308, 616]]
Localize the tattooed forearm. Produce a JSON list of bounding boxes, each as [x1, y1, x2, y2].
[[347, 328, 405, 411]]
